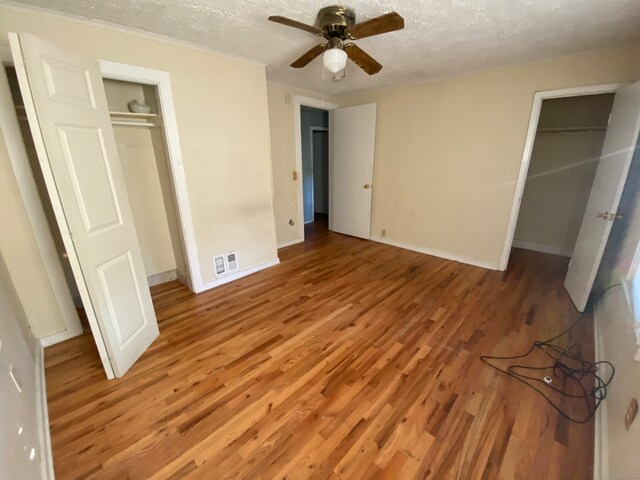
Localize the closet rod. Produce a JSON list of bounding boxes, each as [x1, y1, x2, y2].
[[17, 114, 159, 129], [536, 126, 607, 135], [111, 121, 160, 128]]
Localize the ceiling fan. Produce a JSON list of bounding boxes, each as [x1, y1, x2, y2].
[[268, 6, 404, 76]]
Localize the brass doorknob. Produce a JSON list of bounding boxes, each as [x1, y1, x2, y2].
[[364, 184, 372, 189]]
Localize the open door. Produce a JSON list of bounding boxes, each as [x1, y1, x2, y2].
[[9, 33, 159, 378], [565, 81, 640, 311], [331, 103, 377, 239]]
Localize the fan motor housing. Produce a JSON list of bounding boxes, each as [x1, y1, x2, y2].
[[316, 6, 356, 38]]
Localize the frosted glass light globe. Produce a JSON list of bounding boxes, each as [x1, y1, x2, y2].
[[323, 48, 347, 74]]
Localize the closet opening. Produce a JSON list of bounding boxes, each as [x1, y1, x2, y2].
[[5, 65, 189, 335], [510, 93, 615, 260], [300, 106, 329, 229]]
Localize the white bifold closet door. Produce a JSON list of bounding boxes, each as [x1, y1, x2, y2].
[[9, 33, 159, 378], [331, 103, 377, 239], [565, 81, 640, 311]]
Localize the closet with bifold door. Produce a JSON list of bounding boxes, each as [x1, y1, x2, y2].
[[104, 78, 189, 289], [3, 32, 193, 379], [7, 69, 190, 310]]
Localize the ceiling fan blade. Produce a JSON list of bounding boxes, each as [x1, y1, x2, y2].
[[346, 12, 405, 40], [344, 43, 382, 75], [268, 16, 323, 36], [291, 44, 327, 68]]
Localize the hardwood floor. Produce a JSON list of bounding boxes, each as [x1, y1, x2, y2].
[[45, 221, 594, 479]]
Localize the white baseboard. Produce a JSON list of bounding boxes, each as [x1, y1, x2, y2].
[[593, 304, 607, 480], [147, 269, 178, 287], [512, 240, 572, 258], [277, 238, 303, 249], [35, 344, 55, 479], [196, 258, 280, 293], [39, 327, 83, 347], [369, 236, 500, 270], [176, 270, 192, 290]]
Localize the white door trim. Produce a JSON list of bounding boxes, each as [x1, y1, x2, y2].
[[294, 96, 337, 241], [0, 46, 84, 339], [307, 126, 329, 222], [99, 60, 203, 292], [499, 83, 624, 271]]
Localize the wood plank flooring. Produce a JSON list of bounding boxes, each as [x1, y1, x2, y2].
[[45, 220, 594, 479]]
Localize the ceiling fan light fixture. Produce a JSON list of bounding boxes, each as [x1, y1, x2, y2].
[[323, 48, 347, 73], [269, 7, 404, 76]]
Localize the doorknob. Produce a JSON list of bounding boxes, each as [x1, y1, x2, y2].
[[364, 184, 372, 189], [596, 211, 623, 221]]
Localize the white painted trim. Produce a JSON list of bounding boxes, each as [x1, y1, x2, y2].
[[39, 327, 83, 347], [593, 303, 607, 480], [499, 83, 623, 271], [511, 240, 573, 258], [370, 235, 500, 270], [99, 60, 203, 293], [35, 343, 55, 479], [146, 269, 178, 287], [0, 46, 83, 338], [277, 238, 304, 249], [199, 258, 280, 291], [294, 96, 338, 243]]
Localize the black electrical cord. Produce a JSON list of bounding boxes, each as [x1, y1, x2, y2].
[[480, 283, 621, 423]]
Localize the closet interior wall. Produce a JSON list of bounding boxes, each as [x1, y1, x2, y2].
[[103, 79, 188, 287], [513, 94, 615, 257]]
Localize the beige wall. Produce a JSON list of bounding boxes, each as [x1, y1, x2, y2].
[[514, 133, 605, 256], [114, 125, 177, 276], [338, 46, 640, 268], [267, 82, 336, 245], [0, 129, 67, 337], [0, 253, 43, 480], [514, 95, 613, 256], [594, 137, 640, 479], [0, 5, 277, 313]]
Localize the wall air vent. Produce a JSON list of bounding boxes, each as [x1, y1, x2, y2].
[[227, 252, 238, 272], [214, 255, 226, 276]]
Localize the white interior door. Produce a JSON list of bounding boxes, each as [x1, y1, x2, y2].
[[565, 81, 640, 311], [331, 103, 377, 239], [10, 33, 159, 378]]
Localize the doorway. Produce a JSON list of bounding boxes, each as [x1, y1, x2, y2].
[[293, 96, 337, 243], [0, 36, 203, 378], [512, 93, 615, 258], [502, 81, 640, 311], [300, 106, 329, 226], [5, 64, 188, 329]]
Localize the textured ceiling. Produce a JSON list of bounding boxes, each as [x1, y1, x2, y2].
[[7, 0, 640, 94]]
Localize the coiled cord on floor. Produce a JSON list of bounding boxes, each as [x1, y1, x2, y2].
[[480, 283, 620, 424]]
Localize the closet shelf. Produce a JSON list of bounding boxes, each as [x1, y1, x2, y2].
[[15, 106, 160, 127], [536, 126, 607, 135], [111, 120, 160, 128], [109, 111, 158, 120], [109, 111, 161, 128]]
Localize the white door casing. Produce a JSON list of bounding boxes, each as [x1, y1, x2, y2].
[[564, 81, 640, 311], [10, 33, 159, 378], [331, 103, 377, 239]]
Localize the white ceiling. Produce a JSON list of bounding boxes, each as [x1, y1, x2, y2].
[[8, 0, 640, 95]]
